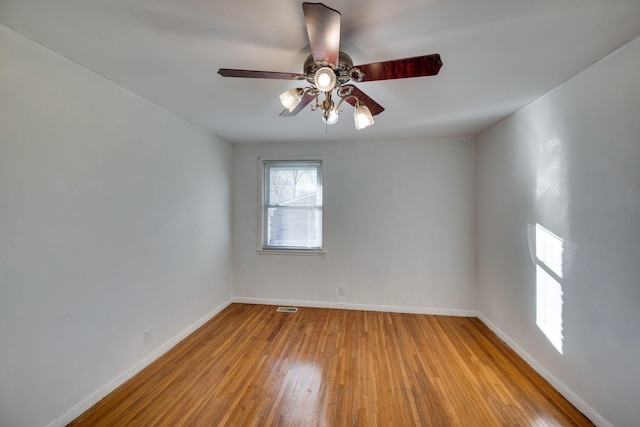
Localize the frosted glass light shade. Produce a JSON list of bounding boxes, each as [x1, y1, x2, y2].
[[354, 102, 374, 130], [314, 67, 337, 92], [279, 88, 303, 112], [322, 109, 339, 125]]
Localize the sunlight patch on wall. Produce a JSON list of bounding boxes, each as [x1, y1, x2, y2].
[[535, 223, 564, 279], [535, 224, 564, 354]]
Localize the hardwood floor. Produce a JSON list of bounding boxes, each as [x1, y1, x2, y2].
[[69, 304, 593, 426]]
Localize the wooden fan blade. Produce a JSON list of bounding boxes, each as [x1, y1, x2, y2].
[[279, 92, 316, 117], [302, 2, 341, 66], [218, 69, 305, 80], [342, 86, 385, 116], [353, 54, 443, 82]]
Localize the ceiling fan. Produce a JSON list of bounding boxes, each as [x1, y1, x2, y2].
[[218, 2, 442, 130]]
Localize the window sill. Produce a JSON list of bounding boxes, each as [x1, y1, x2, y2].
[[257, 249, 327, 256]]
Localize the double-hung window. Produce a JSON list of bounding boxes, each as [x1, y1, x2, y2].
[[261, 159, 323, 252]]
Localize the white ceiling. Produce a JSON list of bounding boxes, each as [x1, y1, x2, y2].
[[1, 0, 639, 143]]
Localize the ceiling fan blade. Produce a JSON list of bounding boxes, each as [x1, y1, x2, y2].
[[302, 2, 341, 66], [218, 69, 306, 80], [353, 54, 443, 82], [342, 86, 385, 116], [279, 92, 316, 117]]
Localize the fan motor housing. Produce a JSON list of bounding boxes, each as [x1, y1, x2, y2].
[[304, 51, 354, 84]]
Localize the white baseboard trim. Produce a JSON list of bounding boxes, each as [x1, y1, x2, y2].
[[233, 296, 478, 317], [45, 298, 233, 427], [476, 313, 610, 427]]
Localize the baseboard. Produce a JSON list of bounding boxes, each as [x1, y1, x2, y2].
[[45, 298, 233, 427], [232, 296, 478, 317], [476, 313, 611, 427]]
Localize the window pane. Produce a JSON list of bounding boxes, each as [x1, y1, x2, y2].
[[262, 160, 323, 250], [268, 166, 320, 206], [266, 207, 322, 248]]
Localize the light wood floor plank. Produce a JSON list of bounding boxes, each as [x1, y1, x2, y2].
[[69, 304, 593, 426]]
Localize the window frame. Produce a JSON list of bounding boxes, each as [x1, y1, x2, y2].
[[257, 156, 326, 255]]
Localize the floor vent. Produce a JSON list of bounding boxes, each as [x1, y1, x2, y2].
[[276, 307, 299, 313]]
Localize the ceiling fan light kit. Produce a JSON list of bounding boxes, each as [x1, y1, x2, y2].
[[218, 2, 443, 131]]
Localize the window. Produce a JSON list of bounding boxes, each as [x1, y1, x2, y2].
[[261, 159, 323, 252]]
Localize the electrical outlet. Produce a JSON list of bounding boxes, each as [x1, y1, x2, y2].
[[143, 327, 152, 345], [338, 286, 346, 296]]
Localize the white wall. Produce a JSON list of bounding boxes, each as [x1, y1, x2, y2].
[[477, 37, 640, 427], [4, 14, 636, 427], [232, 138, 476, 314], [0, 26, 232, 427]]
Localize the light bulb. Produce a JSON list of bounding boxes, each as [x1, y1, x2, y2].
[[314, 67, 337, 92], [319, 74, 331, 88]]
